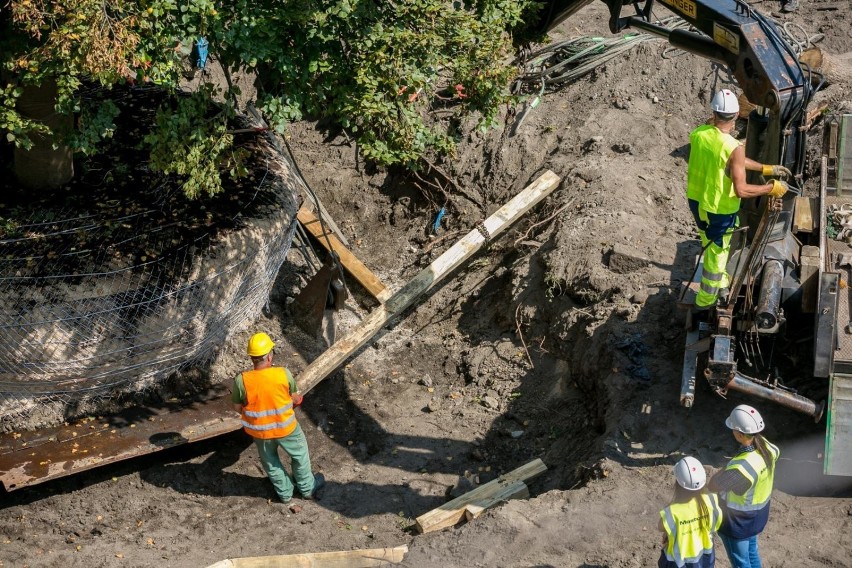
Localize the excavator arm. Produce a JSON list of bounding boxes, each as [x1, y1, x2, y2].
[[531, 0, 814, 172]]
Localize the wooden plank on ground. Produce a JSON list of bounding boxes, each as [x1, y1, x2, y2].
[[463, 482, 530, 521], [204, 545, 408, 568], [297, 207, 391, 302], [297, 171, 561, 395], [414, 458, 547, 534]]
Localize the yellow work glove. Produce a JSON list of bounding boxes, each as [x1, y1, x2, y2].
[[768, 179, 788, 198], [762, 164, 793, 178]]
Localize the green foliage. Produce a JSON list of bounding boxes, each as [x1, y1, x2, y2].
[[0, 83, 48, 149], [144, 87, 248, 199], [0, 215, 20, 240], [1, 0, 183, 147], [2, 0, 542, 195], [213, 0, 537, 166], [69, 100, 120, 156]]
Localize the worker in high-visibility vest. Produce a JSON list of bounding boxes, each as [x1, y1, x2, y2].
[[658, 456, 723, 567], [232, 332, 324, 503], [687, 89, 791, 312], [708, 405, 780, 568]]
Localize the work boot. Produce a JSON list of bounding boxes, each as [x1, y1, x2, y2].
[[781, 0, 797, 11], [303, 473, 325, 500]]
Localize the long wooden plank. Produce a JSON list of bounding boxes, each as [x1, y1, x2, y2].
[[307, 196, 351, 247], [463, 482, 530, 521], [205, 545, 408, 568], [299, 171, 560, 394], [414, 458, 547, 534], [298, 207, 391, 302]]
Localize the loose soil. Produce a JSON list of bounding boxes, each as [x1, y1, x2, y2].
[[3, 2, 852, 567]]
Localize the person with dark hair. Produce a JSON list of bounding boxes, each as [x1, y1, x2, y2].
[[659, 456, 722, 567], [686, 89, 791, 313], [708, 405, 780, 568], [232, 332, 325, 503]]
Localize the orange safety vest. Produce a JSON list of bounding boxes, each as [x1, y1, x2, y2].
[[240, 367, 298, 439]]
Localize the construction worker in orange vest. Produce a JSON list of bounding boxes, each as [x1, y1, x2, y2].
[[232, 332, 324, 502]]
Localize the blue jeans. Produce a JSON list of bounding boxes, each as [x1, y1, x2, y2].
[[253, 423, 315, 501], [719, 533, 761, 568]]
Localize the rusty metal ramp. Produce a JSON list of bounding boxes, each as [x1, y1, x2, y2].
[[0, 387, 241, 492]]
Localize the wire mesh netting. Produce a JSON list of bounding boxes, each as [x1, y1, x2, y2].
[[0, 86, 302, 429]]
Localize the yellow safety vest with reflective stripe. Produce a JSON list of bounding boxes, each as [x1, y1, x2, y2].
[[660, 493, 722, 567], [725, 440, 780, 511], [687, 124, 741, 214], [240, 367, 298, 439]]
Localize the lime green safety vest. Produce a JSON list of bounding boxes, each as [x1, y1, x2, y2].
[[725, 440, 780, 511], [687, 124, 741, 214], [660, 493, 722, 567]]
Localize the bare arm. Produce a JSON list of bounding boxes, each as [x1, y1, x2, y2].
[[744, 155, 764, 172], [233, 404, 244, 413], [728, 145, 773, 199]]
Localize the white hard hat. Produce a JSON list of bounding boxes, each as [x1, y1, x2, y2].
[[725, 404, 765, 434], [674, 456, 706, 490], [711, 89, 740, 115]]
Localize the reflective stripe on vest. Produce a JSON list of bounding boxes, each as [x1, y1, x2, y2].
[[725, 440, 780, 511], [686, 124, 740, 215], [241, 367, 298, 439], [660, 493, 722, 567]]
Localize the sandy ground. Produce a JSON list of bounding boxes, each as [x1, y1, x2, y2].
[[3, 1, 852, 567]]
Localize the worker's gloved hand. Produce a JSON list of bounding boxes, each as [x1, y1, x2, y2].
[[768, 180, 788, 198], [762, 164, 793, 178], [292, 393, 304, 407]]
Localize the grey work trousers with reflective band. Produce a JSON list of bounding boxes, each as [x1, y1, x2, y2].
[[253, 423, 315, 501]]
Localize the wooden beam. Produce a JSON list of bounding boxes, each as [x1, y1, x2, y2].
[[464, 482, 530, 521], [204, 545, 408, 568], [793, 196, 816, 233], [805, 102, 829, 131], [297, 171, 560, 394], [304, 195, 351, 247], [414, 458, 547, 534], [297, 207, 392, 303]]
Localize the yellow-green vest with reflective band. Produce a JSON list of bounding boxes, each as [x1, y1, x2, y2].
[[725, 439, 780, 511], [687, 124, 741, 214], [660, 493, 722, 567]]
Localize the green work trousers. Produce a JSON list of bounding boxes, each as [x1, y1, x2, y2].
[[254, 423, 315, 501], [696, 227, 733, 308], [691, 203, 737, 309]]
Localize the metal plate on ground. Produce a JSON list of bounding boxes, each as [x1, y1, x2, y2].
[[825, 373, 852, 476], [0, 387, 241, 491]]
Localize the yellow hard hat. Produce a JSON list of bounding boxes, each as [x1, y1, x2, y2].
[[247, 332, 275, 357]]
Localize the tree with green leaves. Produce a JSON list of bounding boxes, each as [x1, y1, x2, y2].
[[1, 0, 540, 196]]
